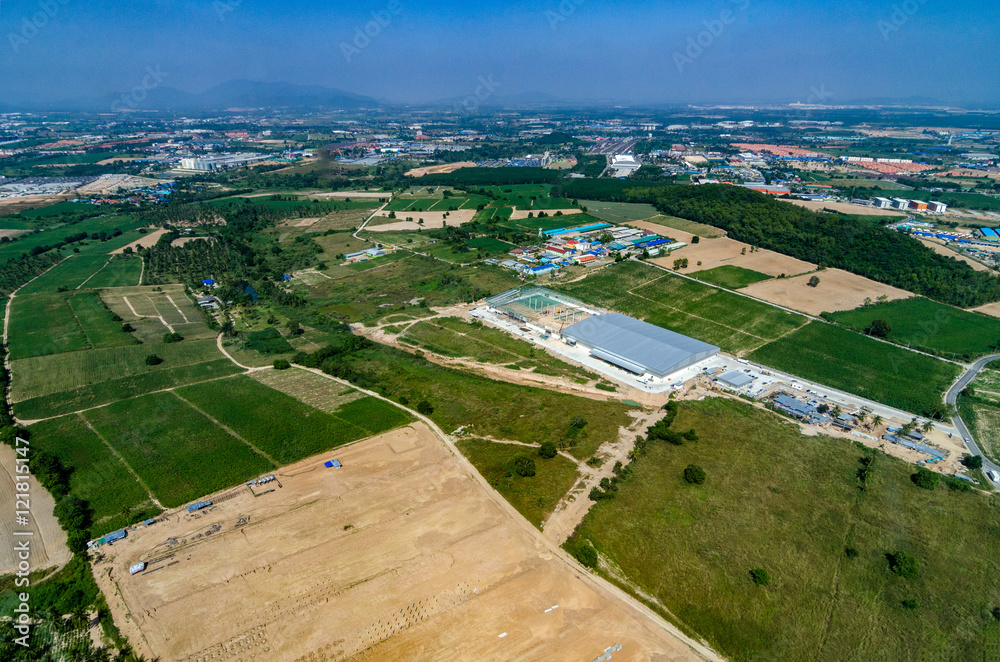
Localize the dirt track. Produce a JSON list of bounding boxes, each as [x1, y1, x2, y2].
[[93, 423, 714, 662]]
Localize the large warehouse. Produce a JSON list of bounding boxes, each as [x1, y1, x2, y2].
[[561, 313, 720, 379]]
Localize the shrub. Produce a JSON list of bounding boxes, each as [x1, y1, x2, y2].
[[750, 568, 771, 586], [902, 599, 919, 610], [145, 354, 163, 366], [416, 400, 434, 415], [570, 540, 598, 568], [163, 332, 183, 343], [513, 455, 536, 478], [887, 550, 920, 579], [911, 467, 940, 490], [539, 441, 558, 459], [273, 359, 291, 370], [398, 395, 409, 405], [569, 416, 587, 429], [866, 319, 892, 338], [121, 322, 135, 333], [845, 547, 859, 559], [683, 464, 706, 485]]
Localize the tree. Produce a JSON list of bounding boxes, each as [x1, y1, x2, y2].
[[145, 354, 163, 366], [286, 319, 303, 336], [513, 455, 536, 478], [921, 420, 935, 433], [163, 332, 183, 343], [872, 414, 884, 430], [808, 275, 820, 288], [749, 568, 771, 586], [887, 550, 920, 579], [569, 416, 588, 430], [911, 467, 940, 490], [691, 235, 700, 244], [902, 598, 919, 610], [961, 454, 983, 470], [122, 322, 135, 333], [683, 464, 706, 485], [416, 400, 434, 416], [273, 359, 291, 370], [538, 441, 558, 459], [866, 319, 892, 338]]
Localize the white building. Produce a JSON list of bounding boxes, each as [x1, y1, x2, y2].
[[872, 197, 894, 209], [927, 201, 949, 213], [611, 154, 642, 178], [890, 198, 911, 210]]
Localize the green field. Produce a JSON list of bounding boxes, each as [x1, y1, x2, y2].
[[573, 398, 1000, 662], [10, 338, 225, 402], [13, 359, 242, 420], [340, 346, 636, 459], [175, 375, 412, 464], [0, 214, 144, 264], [579, 200, 660, 224], [82, 392, 275, 508], [82, 256, 143, 288], [749, 322, 959, 417], [28, 414, 156, 535], [457, 438, 580, 527], [17, 255, 110, 294], [559, 261, 807, 355], [693, 265, 772, 289], [7, 293, 90, 359], [400, 317, 595, 382], [67, 292, 139, 349], [826, 297, 1000, 361]]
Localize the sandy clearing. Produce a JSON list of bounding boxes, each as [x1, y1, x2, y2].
[[784, 199, 908, 217], [0, 229, 29, 239], [0, 444, 71, 575], [651, 234, 816, 278], [96, 157, 146, 165], [367, 209, 477, 231], [0, 194, 72, 213], [973, 302, 1000, 319], [94, 423, 710, 662], [917, 238, 993, 272], [112, 229, 168, 254], [741, 268, 912, 315], [406, 162, 477, 177], [170, 236, 213, 247], [508, 207, 583, 220]]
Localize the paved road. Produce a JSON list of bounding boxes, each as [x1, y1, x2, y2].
[[945, 355, 1000, 488]]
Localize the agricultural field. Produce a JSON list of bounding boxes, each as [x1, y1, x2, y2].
[[0, 214, 144, 263], [578, 200, 660, 224], [400, 317, 596, 383], [27, 414, 158, 536], [559, 261, 808, 355], [456, 438, 581, 528], [82, 392, 275, 508], [341, 346, 638, 459], [250, 368, 364, 414], [826, 296, 1000, 361], [749, 322, 960, 417], [175, 375, 412, 465], [17, 254, 111, 294], [573, 398, 1000, 662], [693, 265, 772, 289], [7, 292, 91, 359], [81, 255, 143, 288], [625, 215, 726, 238], [67, 292, 139, 349], [101, 284, 217, 342]]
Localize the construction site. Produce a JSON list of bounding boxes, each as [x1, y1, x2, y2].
[[91, 423, 712, 662]]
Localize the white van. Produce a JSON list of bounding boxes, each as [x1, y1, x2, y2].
[[987, 470, 999, 482]]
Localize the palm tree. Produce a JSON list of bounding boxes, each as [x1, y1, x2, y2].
[[872, 414, 884, 431], [857, 411, 868, 427], [922, 420, 935, 433]]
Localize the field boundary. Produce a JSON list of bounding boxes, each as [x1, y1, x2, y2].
[[77, 256, 113, 289], [77, 412, 164, 509]]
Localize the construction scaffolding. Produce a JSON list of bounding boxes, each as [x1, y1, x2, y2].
[[486, 287, 599, 330]]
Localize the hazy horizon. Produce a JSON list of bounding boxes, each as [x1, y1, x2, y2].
[[2, 0, 999, 108]]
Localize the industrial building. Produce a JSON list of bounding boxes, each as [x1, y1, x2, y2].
[[716, 370, 754, 391], [560, 313, 719, 379], [872, 197, 894, 208], [179, 153, 268, 171]]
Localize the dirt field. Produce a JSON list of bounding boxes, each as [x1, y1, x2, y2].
[[646, 225, 816, 278], [0, 194, 72, 213], [93, 423, 712, 662], [741, 268, 912, 315], [171, 237, 214, 247], [784, 200, 907, 217], [76, 176, 169, 196], [973, 301, 1000, 319], [918, 238, 992, 272], [509, 208, 582, 220], [0, 229, 29, 239], [112, 229, 168, 254], [0, 444, 70, 575], [405, 162, 477, 177], [367, 209, 476, 231]]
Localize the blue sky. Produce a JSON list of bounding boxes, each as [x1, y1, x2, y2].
[[1, 0, 998, 106]]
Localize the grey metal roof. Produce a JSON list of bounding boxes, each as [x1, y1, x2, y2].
[[562, 313, 719, 376], [718, 370, 754, 388]]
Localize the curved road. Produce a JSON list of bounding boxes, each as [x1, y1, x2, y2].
[[946, 354, 1000, 488]]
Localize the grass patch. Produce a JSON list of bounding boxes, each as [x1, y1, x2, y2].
[[826, 297, 1000, 361], [244, 328, 294, 354], [82, 256, 142, 288], [574, 398, 1000, 662], [13, 359, 242, 420], [457, 438, 580, 527], [18, 255, 110, 294], [67, 291, 139, 349], [8, 292, 90, 359], [693, 265, 772, 289], [559, 261, 807, 355], [82, 391, 275, 508], [749, 322, 959, 417], [175, 375, 412, 465]]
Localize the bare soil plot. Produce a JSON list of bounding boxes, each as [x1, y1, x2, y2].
[[785, 200, 907, 217], [405, 162, 477, 177], [112, 229, 167, 254], [94, 423, 708, 662], [308, 208, 377, 233], [0, 193, 72, 213], [170, 236, 214, 247], [367, 209, 476, 231], [741, 268, 912, 315], [917, 238, 992, 272], [650, 232, 816, 278], [0, 228, 29, 239], [250, 369, 364, 413], [626, 216, 726, 239], [973, 301, 1000, 319], [0, 444, 70, 575]]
